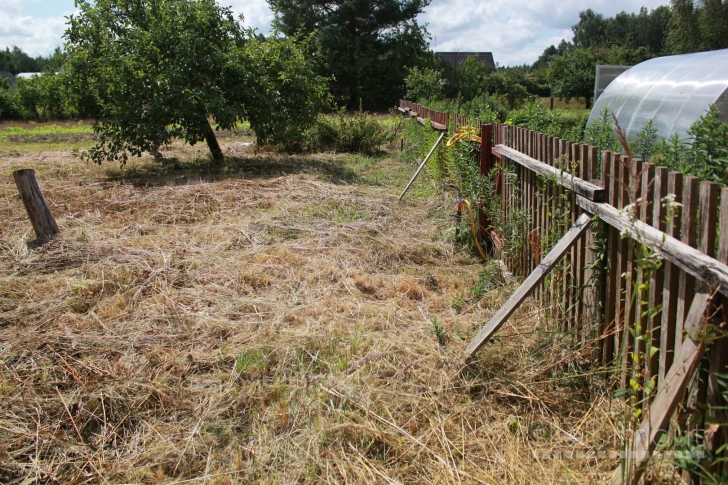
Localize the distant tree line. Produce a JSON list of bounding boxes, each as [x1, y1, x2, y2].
[[404, 1, 728, 113], [532, 0, 728, 108], [0, 46, 65, 74]]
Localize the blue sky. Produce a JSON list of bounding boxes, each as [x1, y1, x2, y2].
[[0, 0, 669, 66]]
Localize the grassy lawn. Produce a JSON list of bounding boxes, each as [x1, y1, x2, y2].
[[0, 121, 628, 484]]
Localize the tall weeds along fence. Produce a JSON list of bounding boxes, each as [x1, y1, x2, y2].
[[400, 99, 728, 482]]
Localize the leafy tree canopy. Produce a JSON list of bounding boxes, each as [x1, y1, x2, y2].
[[547, 48, 597, 108], [65, 0, 328, 165], [268, 0, 433, 110], [440, 55, 494, 101], [667, 0, 728, 54], [404, 66, 443, 103], [572, 6, 671, 54]]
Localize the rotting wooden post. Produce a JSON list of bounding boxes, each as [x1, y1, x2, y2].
[[479, 123, 493, 254], [13, 169, 59, 240]]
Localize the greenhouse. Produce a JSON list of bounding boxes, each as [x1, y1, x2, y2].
[[587, 48, 728, 142]]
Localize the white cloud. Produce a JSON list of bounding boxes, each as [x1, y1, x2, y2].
[[0, 0, 673, 64], [422, 0, 670, 65], [0, 0, 28, 10], [0, 12, 67, 56], [227, 0, 275, 35]]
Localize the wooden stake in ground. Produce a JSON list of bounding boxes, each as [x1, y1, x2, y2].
[[13, 169, 59, 240], [464, 212, 593, 358]]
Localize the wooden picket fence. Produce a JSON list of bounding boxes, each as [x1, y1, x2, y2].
[[399, 99, 728, 483]]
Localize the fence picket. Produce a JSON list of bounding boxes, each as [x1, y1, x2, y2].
[[617, 155, 632, 387], [647, 167, 668, 392], [634, 162, 654, 407], [675, 177, 699, 351], [659, 172, 684, 381], [603, 152, 617, 364]]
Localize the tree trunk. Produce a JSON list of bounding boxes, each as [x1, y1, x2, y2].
[[202, 118, 224, 161], [585, 96, 591, 109], [13, 169, 59, 240]]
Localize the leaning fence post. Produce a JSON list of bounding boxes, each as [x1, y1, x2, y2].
[[13, 169, 59, 240]]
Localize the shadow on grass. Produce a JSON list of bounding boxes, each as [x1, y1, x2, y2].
[[103, 154, 364, 187]]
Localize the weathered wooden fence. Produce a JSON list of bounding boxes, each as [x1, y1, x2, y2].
[[399, 99, 728, 484]]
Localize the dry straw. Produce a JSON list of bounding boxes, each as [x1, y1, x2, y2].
[[0, 134, 641, 484]]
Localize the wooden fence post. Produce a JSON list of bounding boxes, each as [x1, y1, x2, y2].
[[480, 124, 493, 254], [13, 169, 59, 240]]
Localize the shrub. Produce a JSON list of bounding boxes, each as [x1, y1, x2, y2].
[[405, 66, 444, 104], [0, 78, 20, 120], [306, 108, 390, 154], [510, 99, 588, 141], [652, 105, 728, 185]]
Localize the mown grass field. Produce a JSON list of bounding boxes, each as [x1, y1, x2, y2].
[[0, 120, 637, 484]]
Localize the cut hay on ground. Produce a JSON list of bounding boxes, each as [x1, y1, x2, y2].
[[1, 135, 627, 484]]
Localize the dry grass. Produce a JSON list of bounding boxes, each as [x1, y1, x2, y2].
[[1, 131, 630, 484]]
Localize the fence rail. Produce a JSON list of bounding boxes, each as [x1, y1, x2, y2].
[[398, 99, 728, 484]]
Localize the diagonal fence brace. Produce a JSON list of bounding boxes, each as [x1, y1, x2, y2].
[[464, 212, 593, 358], [399, 132, 446, 201]]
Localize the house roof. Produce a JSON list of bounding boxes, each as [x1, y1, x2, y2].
[[436, 52, 495, 69], [0, 71, 15, 86]]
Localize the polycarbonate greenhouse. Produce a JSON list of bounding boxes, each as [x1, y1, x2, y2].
[[587, 48, 728, 142]]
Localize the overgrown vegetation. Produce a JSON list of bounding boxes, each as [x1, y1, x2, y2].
[[305, 108, 391, 154]]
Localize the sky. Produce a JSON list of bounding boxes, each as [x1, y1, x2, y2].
[[0, 0, 670, 66]]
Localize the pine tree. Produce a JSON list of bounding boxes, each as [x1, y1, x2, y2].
[[268, 0, 432, 110]]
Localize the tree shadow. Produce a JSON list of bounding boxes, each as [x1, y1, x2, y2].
[[103, 154, 364, 187]]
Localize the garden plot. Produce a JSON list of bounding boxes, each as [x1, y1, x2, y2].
[[1, 131, 624, 484]]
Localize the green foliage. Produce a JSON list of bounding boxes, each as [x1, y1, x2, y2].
[[667, 0, 728, 54], [0, 78, 19, 119], [306, 108, 390, 154], [653, 133, 687, 170], [634, 119, 659, 162], [470, 261, 505, 299], [440, 55, 494, 102], [14, 73, 75, 120], [536, 5, 669, 106], [0, 45, 65, 74], [405, 66, 444, 104], [509, 100, 588, 142], [547, 48, 597, 109], [572, 6, 672, 55], [238, 35, 330, 151], [269, 0, 433, 110], [676, 105, 728, 184], [430, 317, 447, 347], [649, 105, 728, 185], [429, 93, 507, 123], [488, 70, 530, 110], [583, 107, 618, 165], [444, 128, 481, 200], [65, 0, 327, 164]]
